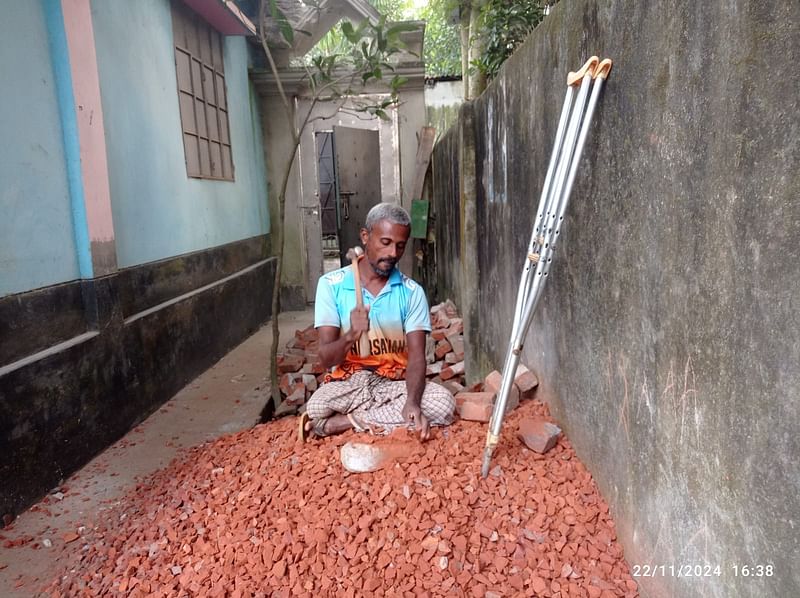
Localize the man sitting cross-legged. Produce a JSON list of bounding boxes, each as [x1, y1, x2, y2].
[[299, 202, 455, 441]]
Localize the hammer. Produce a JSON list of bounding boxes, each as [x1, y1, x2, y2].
[[346, 246, 371, 358]]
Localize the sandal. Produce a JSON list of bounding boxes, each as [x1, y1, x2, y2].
[[299, 413, 331, 440], [298, 412, 311, 442]]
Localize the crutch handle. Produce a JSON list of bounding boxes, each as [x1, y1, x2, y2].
[[567, 56, 599, 86], [594, 58, 613, 80]]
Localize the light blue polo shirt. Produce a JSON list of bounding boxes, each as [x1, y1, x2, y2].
[[315, 265, 431, 379]]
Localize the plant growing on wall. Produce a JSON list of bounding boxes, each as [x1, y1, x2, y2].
[[470, 0, 545, 82], [257, 0, 412, 411], [419, 0, 551, 97]]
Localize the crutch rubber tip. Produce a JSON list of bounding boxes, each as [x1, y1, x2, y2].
[[480, 448, 493, 478], [567, 56, 599, 86]]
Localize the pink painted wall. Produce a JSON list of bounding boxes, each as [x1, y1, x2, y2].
[[61, 0, 116, 271]]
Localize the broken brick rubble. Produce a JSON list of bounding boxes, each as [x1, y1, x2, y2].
[[44, 399, 638, 597]]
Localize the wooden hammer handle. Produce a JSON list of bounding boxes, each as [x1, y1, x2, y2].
[[350, 258, 371, 358]]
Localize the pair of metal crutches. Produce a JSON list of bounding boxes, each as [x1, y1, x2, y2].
[[481, 56, 613, 478]]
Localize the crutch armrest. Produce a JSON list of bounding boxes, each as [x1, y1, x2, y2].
[[594, 58, 613, 80], [567, 56, 599, 86]]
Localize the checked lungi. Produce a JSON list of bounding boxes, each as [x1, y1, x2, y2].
[[305, 370, 455, 433]]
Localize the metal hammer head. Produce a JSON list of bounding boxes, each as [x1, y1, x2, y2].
[[345, 246, 364, 262]]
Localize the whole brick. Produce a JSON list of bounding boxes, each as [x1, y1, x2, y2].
[[285, 383, 307, 406], [484, 370, 520, 413], [431, 328, 449, 341], [431, 312, 451, 330], [434, 340, 452, 360], [455, 392, 495, 422], [279, 372, 302, 395], [287, 336, 304, 350], [518, 418, 561, 454], [303, 360, 326, 375], [447, 318, 463, 335], [440, 361, 465, 381], [277, 354, 305, 374], [299, 326, 319, 343], [514, 364, 539, 398], [446, 333, 464, 356]]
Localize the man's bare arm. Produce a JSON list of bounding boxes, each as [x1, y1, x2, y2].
[[402, 330, 430, 439], [405, 331, 427, 406], [317, 306, 370, 368]]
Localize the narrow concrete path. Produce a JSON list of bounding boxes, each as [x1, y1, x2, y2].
[[0, 308, 314, 597]]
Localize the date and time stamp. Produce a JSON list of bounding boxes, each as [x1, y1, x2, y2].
[[632, 563, 775, 579]]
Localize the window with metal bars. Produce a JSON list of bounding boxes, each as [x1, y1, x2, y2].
[[171, 1, 234, 181]]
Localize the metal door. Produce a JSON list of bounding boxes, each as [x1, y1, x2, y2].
[[334, 126, 382, 265], [315, 132, 339, 237]]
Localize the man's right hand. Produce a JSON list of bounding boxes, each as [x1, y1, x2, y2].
[[349, 305, 370, 338]]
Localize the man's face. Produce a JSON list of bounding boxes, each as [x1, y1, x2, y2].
[[360, 219, 410, 278]]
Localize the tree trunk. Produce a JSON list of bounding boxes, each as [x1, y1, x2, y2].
[[459, 3, 471, 100], [468, 0, 488, 99]]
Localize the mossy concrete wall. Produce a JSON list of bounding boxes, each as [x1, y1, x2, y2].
[[424, 1, 799, 596], [425, 79, 463, 142]]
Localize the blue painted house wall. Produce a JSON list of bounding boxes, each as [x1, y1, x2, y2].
[[0, 1, 80, 296], [1, 0, 276, 520], [90, 0, 270, 268]]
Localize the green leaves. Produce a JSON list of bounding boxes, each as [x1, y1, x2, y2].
[[390, 74, 409, 92], [355, 96, 398, 121], [472, 0, 545, 80], [419, 0, 462, 77], [259, 0, 411, 116], [341, 21, 366, 45], [269, 0, 293, 44]]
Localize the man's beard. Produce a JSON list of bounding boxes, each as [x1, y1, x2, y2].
[[370, 258, 397, 277]]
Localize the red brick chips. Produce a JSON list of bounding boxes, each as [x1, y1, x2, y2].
[[47, 398, 637, 597]]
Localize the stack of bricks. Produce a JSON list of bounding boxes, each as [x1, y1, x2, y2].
[[425, 300, 468, 393], [275, 327, 326, 413], [276, 300, 471, 414], [276, 299, 541, 425], [453, 364, 540, 424]]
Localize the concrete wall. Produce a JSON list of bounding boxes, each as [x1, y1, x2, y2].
[[0, 1, 79, 296], [90, 0, 269, 268], [1, 238, 275, 519], [256, 75, 426, 306], [424, 1, 799, 596], [424, 78, 463, 141]]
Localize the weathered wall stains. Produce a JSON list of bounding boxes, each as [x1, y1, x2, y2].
[[424, 78, 463, 141], [424, 1, 800, 596]]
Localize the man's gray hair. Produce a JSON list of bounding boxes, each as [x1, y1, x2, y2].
[[364, 202, 411, 231]]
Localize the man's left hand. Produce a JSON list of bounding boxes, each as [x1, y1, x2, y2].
[[402, 400, 430, 441]]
